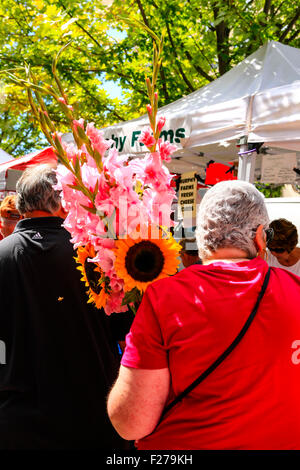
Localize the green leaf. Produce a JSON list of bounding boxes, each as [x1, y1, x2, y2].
[[122, 287, 142, 306], [80, 204, 97, 214]]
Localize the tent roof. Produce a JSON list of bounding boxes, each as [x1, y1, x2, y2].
[[0, 148, 14, 164], [98, 41, 300, 174], [0, 147, 57, 173]]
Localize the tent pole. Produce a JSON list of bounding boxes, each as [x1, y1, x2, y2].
[[237, 138, 256, 183]]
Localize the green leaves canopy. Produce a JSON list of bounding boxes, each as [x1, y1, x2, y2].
[[0, 0, 299, 156]]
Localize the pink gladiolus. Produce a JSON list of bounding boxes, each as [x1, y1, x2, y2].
[[103, 147, 128, 175], [91, 248, 116, 276], [51, 131, 63, 142], [61, 142, 79, 165], [158, 139, 177, 162], [104, 289, 128, 315], [54, 115, 178, 316], [138, 128, 156, 148], [73, 118, 85, 131], [144, 162, 159, 181], [157, 116, 166, 132], [86, 122, 112, 157], [146, 104, 152, 114]]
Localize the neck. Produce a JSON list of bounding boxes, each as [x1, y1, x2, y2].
[[23, 210, 55, 219], [203, 247, 250, 265], [278, 247, 300, 266]]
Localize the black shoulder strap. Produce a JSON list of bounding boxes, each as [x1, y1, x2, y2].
[[161, 267, 271, 418]]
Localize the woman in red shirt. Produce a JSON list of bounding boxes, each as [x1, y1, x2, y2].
[[107, 180, 300, 450]]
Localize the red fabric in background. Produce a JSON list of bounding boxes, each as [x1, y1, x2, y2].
[[0, 147, 57, 173], [205, 162, 237, 185]]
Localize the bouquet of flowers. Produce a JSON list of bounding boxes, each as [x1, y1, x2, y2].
[[7, 29, 181, 315]]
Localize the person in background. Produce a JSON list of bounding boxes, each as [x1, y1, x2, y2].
[[0, 194, 22, 238], [179, 237, 201, 268], [0, 164, 128, 449], [267, 218, 300, 276], [107, 180, 300, 450]]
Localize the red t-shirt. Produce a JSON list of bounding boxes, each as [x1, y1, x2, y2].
[[121, 257, 300, 450]]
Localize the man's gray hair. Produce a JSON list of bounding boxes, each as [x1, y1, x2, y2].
[[195, 180, 269, 260], [16, 164, 61, 215]]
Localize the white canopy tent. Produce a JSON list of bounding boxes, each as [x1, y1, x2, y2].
[[0, 148, 13, 164], [99, 41, 300, 182]]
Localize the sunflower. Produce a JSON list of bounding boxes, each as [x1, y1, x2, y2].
[[75, 244, 109, 309], [114, 227, 181, 293]]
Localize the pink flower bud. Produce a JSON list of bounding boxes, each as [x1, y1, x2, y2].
[[73, 118, 85, 131], [146, 104, 152, 114], [157, 116, 166, 132], [138, 128, 156, 148], [58, 97, 66, 104], [158, 139, 177, 162]]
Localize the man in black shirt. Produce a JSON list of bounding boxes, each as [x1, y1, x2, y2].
[[0, 164, 128, 449]]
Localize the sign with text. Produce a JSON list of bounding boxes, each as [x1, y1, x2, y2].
[[261, 153, 297, 184], [101, 115, 191, 154], [178, 172, 197, 224]]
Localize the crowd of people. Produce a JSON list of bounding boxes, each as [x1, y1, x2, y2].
[[0, 165, 300, 450]]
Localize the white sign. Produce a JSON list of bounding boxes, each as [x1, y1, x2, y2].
[[261, 153, 297, 184], [178, 171, 198, 223], [101, 116, 191, 154]]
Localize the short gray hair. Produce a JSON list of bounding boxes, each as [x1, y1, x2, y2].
[[16, 164, 61, 215], [195, 180, 269, 260]]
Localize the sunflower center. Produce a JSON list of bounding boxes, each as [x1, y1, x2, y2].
[[125, 240, 165, 282], [84, 260, 101, 294]]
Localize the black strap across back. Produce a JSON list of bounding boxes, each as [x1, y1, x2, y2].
[[161, 267, 271, 419]]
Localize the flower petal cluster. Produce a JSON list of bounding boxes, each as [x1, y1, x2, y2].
[[55, 117, 179, 314], [138, 128, 156, 148]]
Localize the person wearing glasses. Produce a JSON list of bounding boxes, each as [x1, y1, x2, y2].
[[267, 218, 300, 276], [107, 180, 300, 450]]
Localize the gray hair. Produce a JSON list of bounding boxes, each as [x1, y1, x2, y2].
[[195, 180, 269, 260], [16, 164, 61, 215]]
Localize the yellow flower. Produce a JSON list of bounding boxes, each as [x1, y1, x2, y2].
[[75, 244, 109, 309], [114, 226, 181, 293]]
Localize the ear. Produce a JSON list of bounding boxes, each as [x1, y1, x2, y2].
[[254, 224, 266, 255]]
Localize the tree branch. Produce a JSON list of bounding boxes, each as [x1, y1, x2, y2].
[[7, 126, 33, 154], [183, 47, 213, 82], [165, 22, 195, 92], [279, 7, 300, 42], [263, 0, 272, 16], [212, 2, 231, 75], [192, 40, 218, 80], [285, 29, 300, 44], [70, 76, 126, 122], [271, 1, 285, 18], [57, 0, 104, 50], [135, 0, 150, 28]]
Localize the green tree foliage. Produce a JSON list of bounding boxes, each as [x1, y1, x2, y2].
[[255, 183, 283, 198], [0, 0, 299, 155]]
